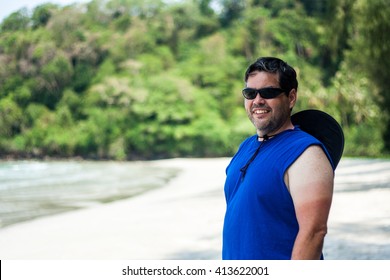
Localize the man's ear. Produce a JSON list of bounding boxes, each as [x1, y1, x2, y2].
[[288, 89, 297, 109]]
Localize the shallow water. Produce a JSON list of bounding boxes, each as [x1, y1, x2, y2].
[[0, 160, 178, 228]]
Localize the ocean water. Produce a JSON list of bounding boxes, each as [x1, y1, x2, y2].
[[0, 160, 178, 228]]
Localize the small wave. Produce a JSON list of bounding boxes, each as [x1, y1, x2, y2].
[[0, 160, 178, 228]]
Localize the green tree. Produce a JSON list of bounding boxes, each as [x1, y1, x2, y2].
[[32, 52, 73, 109], [356, 0, 390, 151], [0, 9, 30, 32], [1, 0, 389, 159], [0, 97, 23, 138], [219, 0, 246, 27], [316, 0, 355, 84], [31, 4, 58, 28]]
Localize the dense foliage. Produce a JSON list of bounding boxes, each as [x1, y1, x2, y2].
[[0, 0, 388, 160]]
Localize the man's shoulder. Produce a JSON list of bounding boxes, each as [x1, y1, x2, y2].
[[279, 128, 322, 146], [289, 128, 335, 169]]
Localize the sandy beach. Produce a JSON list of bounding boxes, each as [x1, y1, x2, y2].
[[0, 157, 389, 260]]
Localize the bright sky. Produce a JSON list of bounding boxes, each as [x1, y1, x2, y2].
[[0, 0, 91, 22]]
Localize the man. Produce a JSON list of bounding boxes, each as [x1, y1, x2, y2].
[[222, 57, 334, 260]]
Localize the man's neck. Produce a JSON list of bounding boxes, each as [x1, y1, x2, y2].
[[257, 122, 295, 141]]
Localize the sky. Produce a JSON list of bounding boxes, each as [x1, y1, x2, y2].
[[0, 0, 91, 22]]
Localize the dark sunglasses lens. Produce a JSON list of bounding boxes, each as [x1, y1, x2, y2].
[[260, 88, 283, 99], [242, 89, 257, 99]]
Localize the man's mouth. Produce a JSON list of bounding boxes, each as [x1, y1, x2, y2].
[[252, 108, 270, 115]]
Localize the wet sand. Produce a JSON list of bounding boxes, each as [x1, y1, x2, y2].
[[0, 158, 389, 259]]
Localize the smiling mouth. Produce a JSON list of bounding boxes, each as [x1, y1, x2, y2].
[[252, 109, 270, 115]]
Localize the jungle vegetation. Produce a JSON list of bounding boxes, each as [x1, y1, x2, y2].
[[0, 0, 389, 160]]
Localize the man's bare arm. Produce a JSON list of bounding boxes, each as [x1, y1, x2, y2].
[[286, 145, 334, 259]]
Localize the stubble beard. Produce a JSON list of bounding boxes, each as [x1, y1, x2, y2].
[[248, 105, 291, 137]]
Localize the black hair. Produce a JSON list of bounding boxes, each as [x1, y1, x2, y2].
[[244, 57, 298, 94]]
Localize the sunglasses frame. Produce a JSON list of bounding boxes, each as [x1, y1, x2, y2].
[[242, 87, 286, 100]]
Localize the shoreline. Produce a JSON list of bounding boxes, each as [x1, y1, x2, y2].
[[0, 157, 389, 259], [0, 160, 180, 229], [0, 158, 229, 259]]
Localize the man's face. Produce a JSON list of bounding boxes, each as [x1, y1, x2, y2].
[[244, 71, 296, 137]]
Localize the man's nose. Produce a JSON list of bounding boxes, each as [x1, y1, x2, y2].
[[252, 92, 266, 104]]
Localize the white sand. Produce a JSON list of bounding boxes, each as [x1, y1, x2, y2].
[[325, 158, 390, 259], [0, 157, 389, 260]]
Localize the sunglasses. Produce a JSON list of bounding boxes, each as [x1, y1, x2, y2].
[[242, 87, 286, 100]]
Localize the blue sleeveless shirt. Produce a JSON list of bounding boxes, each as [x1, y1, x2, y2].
[[222, 127, 333, 260]]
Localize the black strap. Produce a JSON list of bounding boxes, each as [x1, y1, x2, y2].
[[240, 138, 268, 180]]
